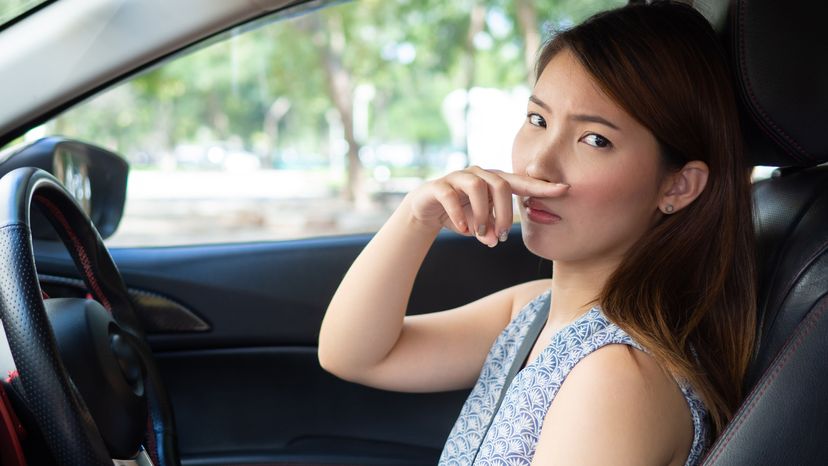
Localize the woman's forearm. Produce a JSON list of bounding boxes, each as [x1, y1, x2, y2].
[[317, 196, 441, 377]]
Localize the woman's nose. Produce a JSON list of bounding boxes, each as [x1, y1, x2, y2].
[[524, 145, 562, 183]]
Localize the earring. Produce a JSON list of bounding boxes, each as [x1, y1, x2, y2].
[[664, 204, 674, 214]]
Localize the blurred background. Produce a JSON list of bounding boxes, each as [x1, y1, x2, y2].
[[12, 0, 666, 246]]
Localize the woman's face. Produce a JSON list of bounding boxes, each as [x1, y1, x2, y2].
[[513, 47, 665, 265]]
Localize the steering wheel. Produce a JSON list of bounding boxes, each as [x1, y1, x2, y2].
[[0, 167, 178, 466]]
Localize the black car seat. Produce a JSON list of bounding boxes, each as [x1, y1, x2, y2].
[[700, 1, 828, 464]]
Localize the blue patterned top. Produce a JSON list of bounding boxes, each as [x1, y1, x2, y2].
[[439, 290, 710, 465]]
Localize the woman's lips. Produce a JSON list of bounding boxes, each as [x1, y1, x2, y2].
[[524, 198, 562, 224]]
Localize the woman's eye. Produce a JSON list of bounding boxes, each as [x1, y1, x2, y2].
[[527, 113, 546, 128], [581, 133, 612, 149]]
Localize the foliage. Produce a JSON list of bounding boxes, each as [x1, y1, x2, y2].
[[0, 0, 46, 25], [46, 0, 624, 176]]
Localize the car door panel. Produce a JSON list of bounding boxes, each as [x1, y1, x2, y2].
[[33, 224, 551, 464], [156, 347, 468, 465]]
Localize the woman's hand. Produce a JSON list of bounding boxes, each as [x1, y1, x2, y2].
[[321, 165, 567, 389], [405, 166, 570, 247]]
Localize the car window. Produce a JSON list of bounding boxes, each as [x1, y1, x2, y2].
[[0, 0, 49, 28], [33, 0, 625, 247], [751, 166, 779, 181]]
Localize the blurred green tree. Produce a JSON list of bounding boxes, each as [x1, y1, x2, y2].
[[47, 0, 623, 201]]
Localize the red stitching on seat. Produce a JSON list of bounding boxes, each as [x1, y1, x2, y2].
[[772, 236, 828, 315], [703, 297, 828, 463], [737, 0, 810, 164], [33, 194, 113, 311]]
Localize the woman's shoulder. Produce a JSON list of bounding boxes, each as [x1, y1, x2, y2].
[[508, 279, 553, 321], [535, 342, 695, 465]]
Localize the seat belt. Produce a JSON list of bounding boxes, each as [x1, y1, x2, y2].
[[470, 294, 550, 463]]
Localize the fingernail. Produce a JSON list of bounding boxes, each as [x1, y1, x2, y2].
[[498, 230, 509, 242], [555, 183, 570, 188], [488, 241, 497, 248], [476, 224, 487, 236]]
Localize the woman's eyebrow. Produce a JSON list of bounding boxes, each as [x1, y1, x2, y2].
[[571, 114, 620, 131], [529, 94, 621, 131], [529, 95, 553, 112]]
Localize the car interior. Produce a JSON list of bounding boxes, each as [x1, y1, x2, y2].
[[699, 0, 828, 464], [0, 0, 825, 465]]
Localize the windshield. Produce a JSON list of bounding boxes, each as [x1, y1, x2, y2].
[[0, 0, 49, 28]]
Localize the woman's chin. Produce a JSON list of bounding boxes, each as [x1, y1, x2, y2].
[[520, 227, 566, 261]]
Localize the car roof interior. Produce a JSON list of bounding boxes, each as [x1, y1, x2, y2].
[[0, 0, 302, 143]]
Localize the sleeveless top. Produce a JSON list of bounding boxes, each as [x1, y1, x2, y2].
[[439, 290, 710, 466]]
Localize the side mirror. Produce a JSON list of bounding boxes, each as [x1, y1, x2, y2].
[[0, 136, 128, 239]]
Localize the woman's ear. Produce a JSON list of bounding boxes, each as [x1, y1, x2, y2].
[[658, 160, 709, 214]]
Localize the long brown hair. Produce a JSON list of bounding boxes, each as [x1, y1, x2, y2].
[[535, 2, 756, 438]]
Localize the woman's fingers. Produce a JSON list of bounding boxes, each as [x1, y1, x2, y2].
[[490, 170, 570, 197], [446, 171, 492, 241], [467, 166, 513, 243], [409, 167, 568, 246], [445, 168, 569, 247], [433, 183, 469, 234]]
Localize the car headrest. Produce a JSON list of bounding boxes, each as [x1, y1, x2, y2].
[[728, 0, 828, 167]]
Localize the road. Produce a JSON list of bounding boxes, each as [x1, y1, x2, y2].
[[106, 169, 403, 247]]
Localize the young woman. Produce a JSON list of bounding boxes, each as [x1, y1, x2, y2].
[[318, 2, 756, 465]]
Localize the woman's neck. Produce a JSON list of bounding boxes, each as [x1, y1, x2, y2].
[[549, 258, 621, 325]]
